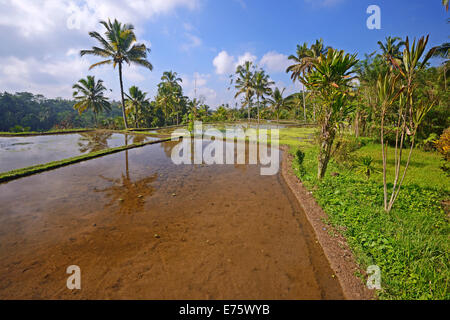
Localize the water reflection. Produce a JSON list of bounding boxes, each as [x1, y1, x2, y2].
[[95, 150, 157, 214], [0, 132, 159, 173], [77, 132, 113, 153]]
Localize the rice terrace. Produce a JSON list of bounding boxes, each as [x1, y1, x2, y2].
[[0, 0, 448, 306]]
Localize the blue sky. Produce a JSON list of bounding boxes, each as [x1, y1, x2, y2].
[[0, 0, 448, 108]]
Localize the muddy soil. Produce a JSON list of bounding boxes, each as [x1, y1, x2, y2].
[[0, 140, 343, 299]]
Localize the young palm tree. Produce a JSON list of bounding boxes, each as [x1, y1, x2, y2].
[[299, 48, 359, 179], [125, 86, 149, 128], [253, 70, 273, 123], [234, 61, 255, 122], [80, 19, 153, 129], [267, 87, 287, 123], [72, 75, 111, 126]]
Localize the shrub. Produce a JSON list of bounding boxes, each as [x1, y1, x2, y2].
[[435, 128, 450, 161], [294, 148, 306, 177]]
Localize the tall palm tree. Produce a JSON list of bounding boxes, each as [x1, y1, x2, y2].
[[253, 69, 273, 123], [160, 71, 183, 125], [80, 19, 153, 129], [286, 39, 329, 121], [377, 36, 405, 69], [267, 87, 287, 123], [234, 61, 255, 122], [125, 86, 149, 128], [72, 75, 111, 126], [432, 42, 449, 90]]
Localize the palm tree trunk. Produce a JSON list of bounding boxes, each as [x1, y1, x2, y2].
[[313, 103, 316, 122], [302, 90, 306, 122], [257, 95, 261, 124], [247, 96, 250, 122], [118, 63, 128, 129]]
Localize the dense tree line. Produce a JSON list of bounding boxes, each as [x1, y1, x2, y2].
[[0, 91, 123, 132]]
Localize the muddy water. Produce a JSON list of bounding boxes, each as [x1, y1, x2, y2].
[[0, 131, 158, 173], [0, 140, 343, 299]]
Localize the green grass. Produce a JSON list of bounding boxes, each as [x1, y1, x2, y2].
[[290, 141, 449, 300], [0, 128, 93, 136], [0, 137, 174, 183]]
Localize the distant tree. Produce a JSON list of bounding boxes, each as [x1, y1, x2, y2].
[[233, 61, 255, 122], [72, 76, 111, 126], [125, 86, 149, 128], [377, 36, 405, 69], [287, 39, 329, 121], [253, 69, 273, 123], [267, 87, 287, 123]]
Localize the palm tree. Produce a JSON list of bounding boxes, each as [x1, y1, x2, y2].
[[253, 69, 273, 123], [287, 39, 329, 121], [160, 71, 183, 125], [125, 86, 149, 128], [267, 87, 287, 123], [285, 92, 304, 120], [432, 42, 449, 90], [234, 61, 255, 122], [80, 19, 153, 129], [377, 36, 405, 69], [299, 48, 359, 179], [72, 75, 111, 126]]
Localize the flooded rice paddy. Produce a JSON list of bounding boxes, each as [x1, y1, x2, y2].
[[0, 138, 343, 299], [0, 131, 158, 172]]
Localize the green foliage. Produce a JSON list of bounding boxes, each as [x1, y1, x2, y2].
[[0, 92, 123, 131], [355, 155, 378, 179], [292, 145, 449, 300]]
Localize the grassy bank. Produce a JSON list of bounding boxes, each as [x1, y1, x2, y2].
[[0, 137, 174, 183], [0, 128, 93, 137], [290, 141, 449, 300]]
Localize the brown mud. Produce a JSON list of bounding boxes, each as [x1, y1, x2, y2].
[[0, 140, 344, 299]]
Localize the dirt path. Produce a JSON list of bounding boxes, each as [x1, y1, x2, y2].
[[0, 141, 344, 299]]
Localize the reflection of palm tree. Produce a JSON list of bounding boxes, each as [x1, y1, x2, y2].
[[130, 133, 147, 144], [78, 132, 113, 153], [96, 150, 157, 214]]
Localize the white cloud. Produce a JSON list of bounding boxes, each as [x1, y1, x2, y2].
[[260, 51, 290, 73], [212, 51, 257, 75], [0, 0, 200, 36], [236, 52, 257, 67], [181, 33, 202, 51], [213, 51, 236, 75], [0, 55, 91, 97], [0, 0, 197, 99]]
